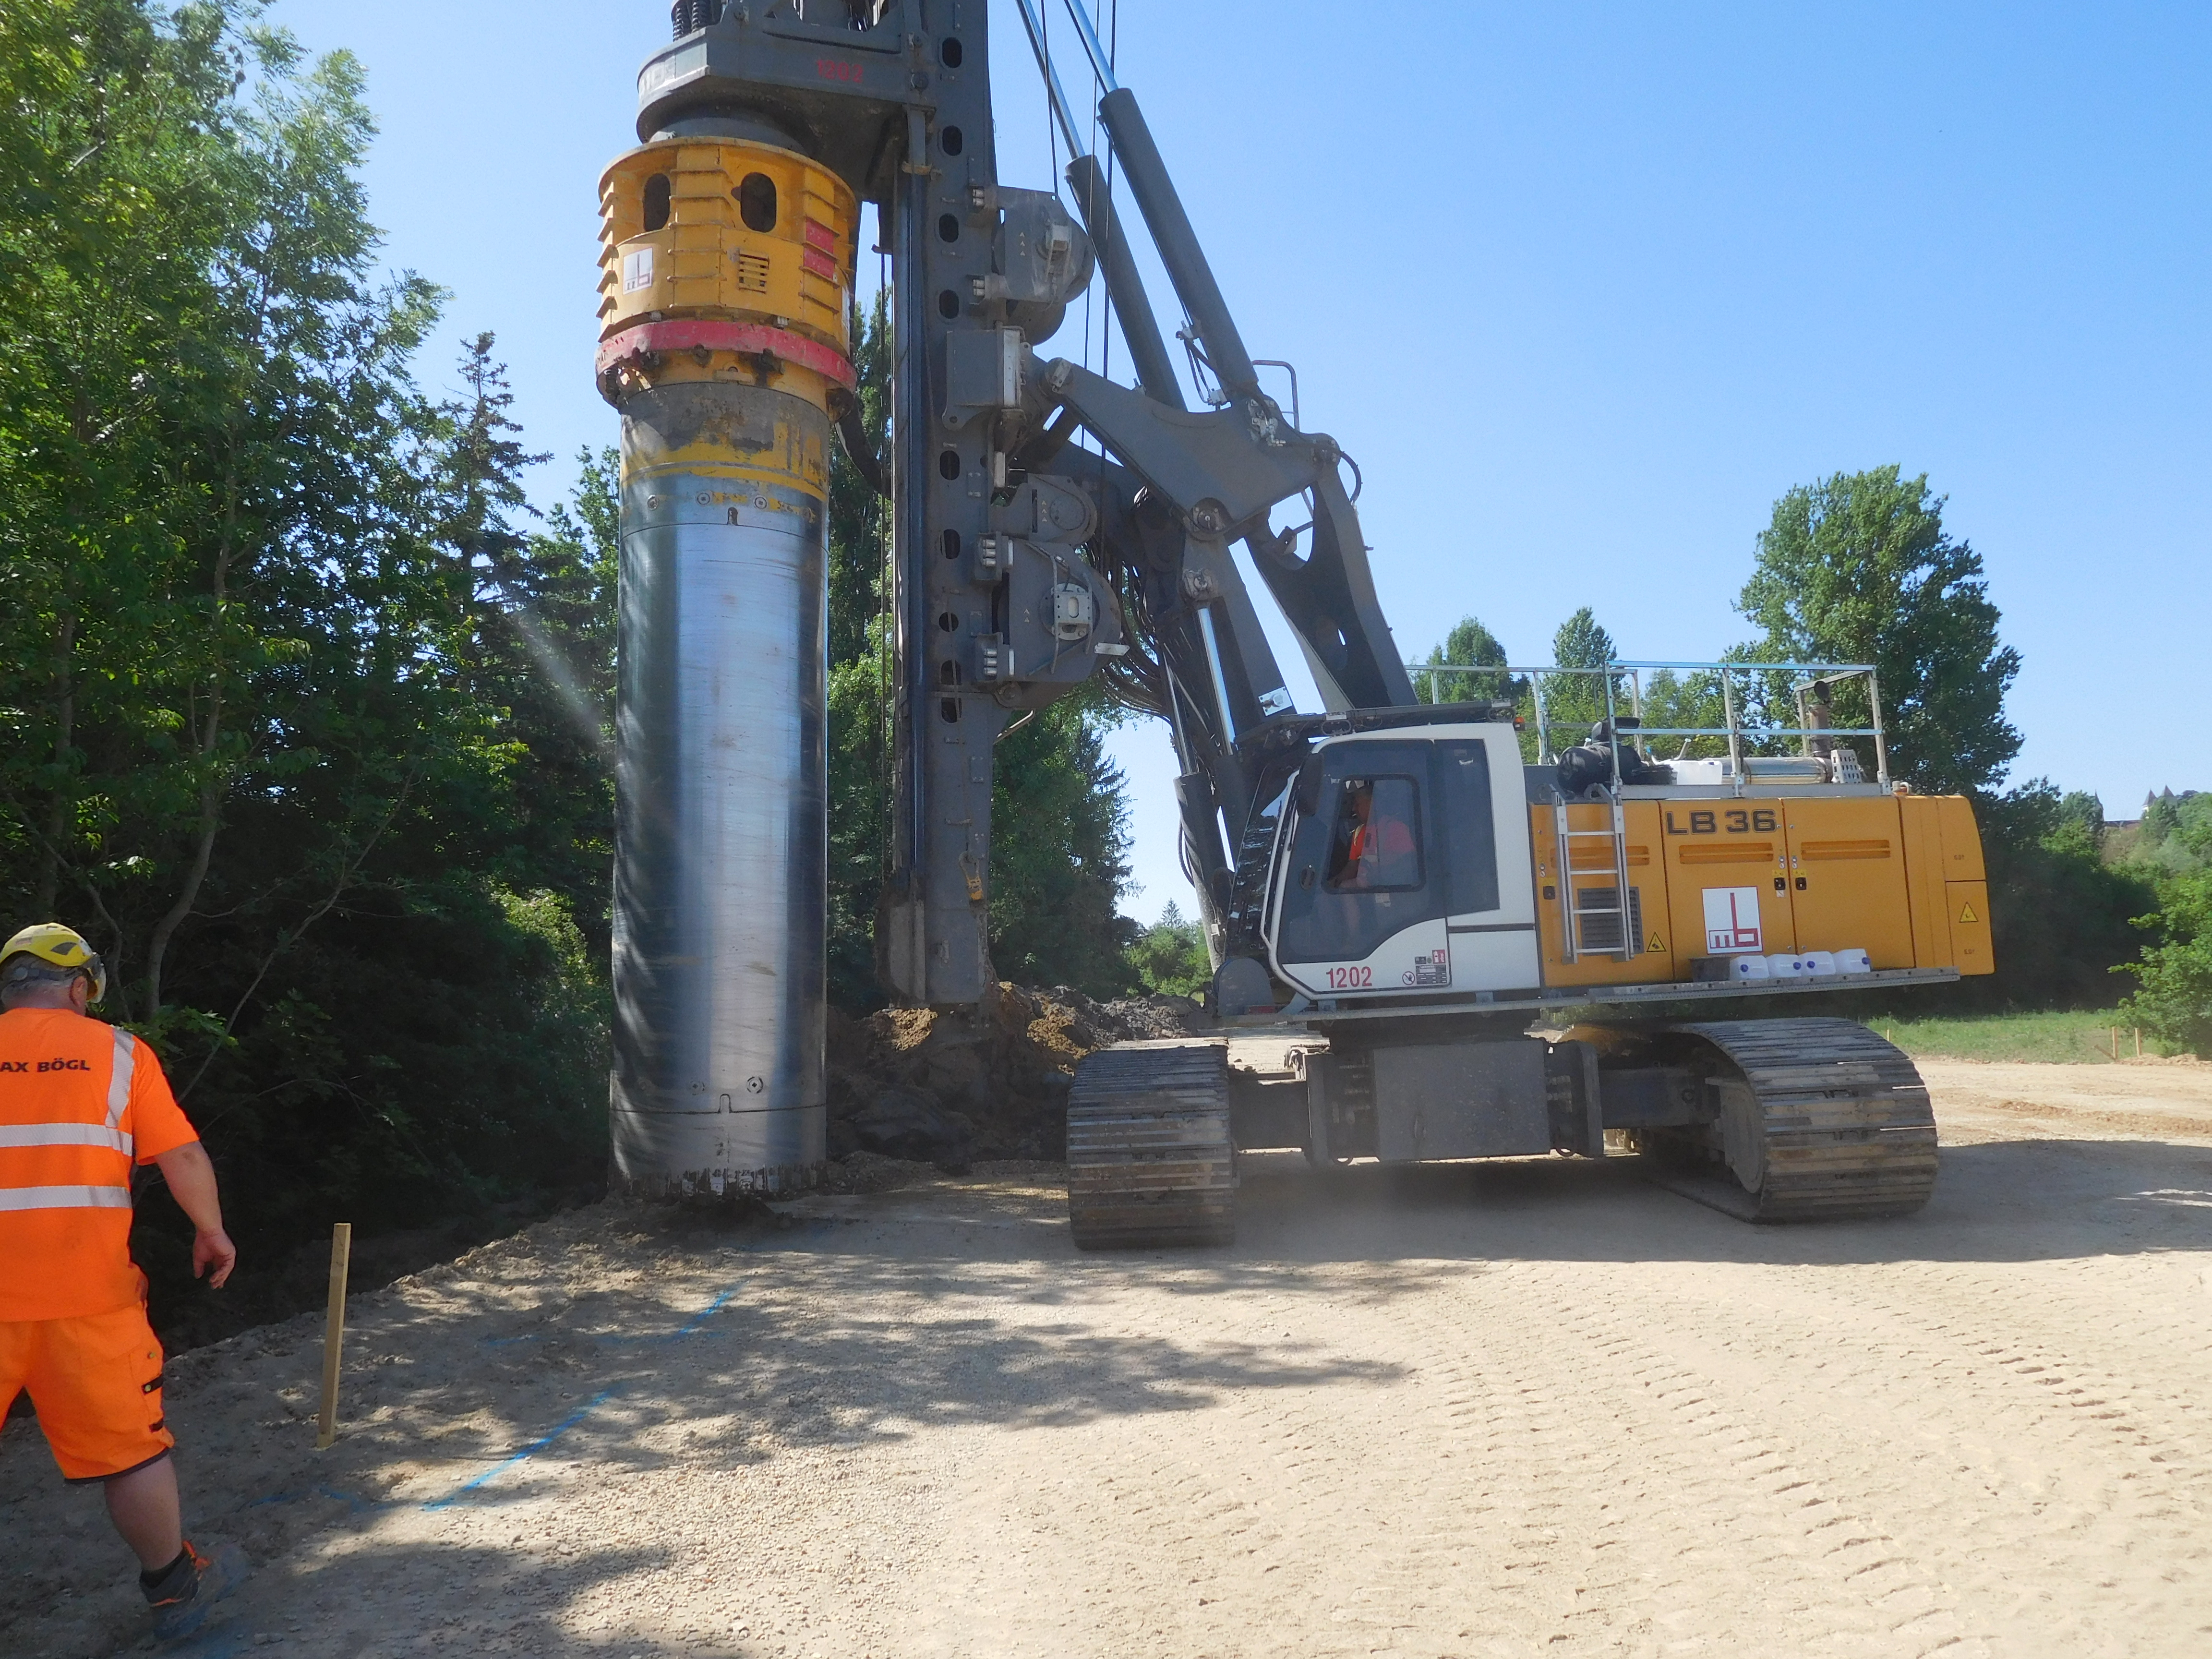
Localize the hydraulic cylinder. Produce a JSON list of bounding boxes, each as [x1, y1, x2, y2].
[[595, 137, 857, 1196]]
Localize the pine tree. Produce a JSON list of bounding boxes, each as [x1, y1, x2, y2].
[[1541, 606, 1625, 740]]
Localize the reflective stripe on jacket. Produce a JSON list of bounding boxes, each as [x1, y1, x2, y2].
[[0, 1008, 199, 1320], [0, 1028, 138, 1210]]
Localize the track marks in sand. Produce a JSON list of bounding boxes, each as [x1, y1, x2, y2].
[[1403, 1261, 1982, 1659], [1528, 1253, 2212, 1656], [903, 1258, 1991, 1659], [902, 1234, 2209, 1659]]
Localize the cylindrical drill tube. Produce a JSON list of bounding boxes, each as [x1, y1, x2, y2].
[[610, 379, 829, 1195], [596, 123, 854, 1198]]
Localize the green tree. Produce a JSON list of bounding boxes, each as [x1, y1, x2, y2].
[[1738, 467, 2020, 797], [2122, 870, 2212, 1054], [824, 293, 894, 1008], [2056, 790, 2105, 847], [1, 9, 455, 1024], [1539, 606, 1625, 743], [1126, 900, 1211, 998], [1412, 616, 1526, 705], [1636, 667, 1729, 761], [2116, 789, 2212, 1050], [435, 346, 616, 951], [1967, 782, 2159, 1010], [2126, 791, 2210, 878], [827, 289, 892, 671], [0, 8, 616, 1342], [1, 0, 258, 962], [988, 690, 1140, 998], [827, 634, 892, 1009], [2141, 791, 2182, 848]]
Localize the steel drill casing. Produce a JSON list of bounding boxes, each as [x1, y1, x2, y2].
[[597, 133, 856, 1198]]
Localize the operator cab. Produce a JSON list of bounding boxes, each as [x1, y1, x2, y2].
[[1263, 721, 1539, 1002]]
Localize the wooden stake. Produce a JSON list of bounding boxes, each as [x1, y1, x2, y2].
[[2136, 1027, 2143, 1058], [316, 1222, 352, 1450], [2111, 1026, 2120, 1061]]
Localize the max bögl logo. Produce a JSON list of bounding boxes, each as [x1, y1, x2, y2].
[[1702, 887, 1763, 953]]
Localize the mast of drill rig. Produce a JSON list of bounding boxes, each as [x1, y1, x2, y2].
[[598, 3, 1117, 1200], [595, 5, 1411, 1195]]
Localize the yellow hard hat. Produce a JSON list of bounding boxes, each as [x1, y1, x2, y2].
[[0, 923, 107, 1004]]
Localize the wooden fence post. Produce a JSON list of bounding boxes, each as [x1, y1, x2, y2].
[[315, 1222, 352, 1450]]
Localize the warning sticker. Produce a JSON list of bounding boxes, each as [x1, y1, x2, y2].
[[1404, 948, 1451, 988], [1702, 887, 1763, 954], [1647, 935, 1666, 955], [622, 247, 655, 294], [1958, 901, 1979, 924]]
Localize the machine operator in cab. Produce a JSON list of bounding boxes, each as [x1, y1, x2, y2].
[[1332, 780, 1419, 890], [0, 925, 249, 1640]]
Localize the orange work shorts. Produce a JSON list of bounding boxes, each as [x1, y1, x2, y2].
[[0, 1304, 174, 1483]]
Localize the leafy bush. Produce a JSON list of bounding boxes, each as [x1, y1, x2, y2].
[[1127, 902, 1211, 998], [2120, 866, 2212, 1054]]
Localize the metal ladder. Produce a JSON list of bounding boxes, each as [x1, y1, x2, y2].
[[1554, 792, 1636, 962]]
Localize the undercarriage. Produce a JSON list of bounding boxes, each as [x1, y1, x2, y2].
[[1065, 1015, 1938, 1248]]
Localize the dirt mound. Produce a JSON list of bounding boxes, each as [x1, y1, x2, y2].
[[826, 983, 1211, 1165]]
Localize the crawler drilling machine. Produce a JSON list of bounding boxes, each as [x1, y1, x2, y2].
[[596, 1, 1993, 1241]]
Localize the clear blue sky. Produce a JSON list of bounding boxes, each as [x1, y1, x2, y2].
[[274, 0, 2210, 924]]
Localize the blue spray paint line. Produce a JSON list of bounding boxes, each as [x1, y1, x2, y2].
[[658, 1287, 735, 1341], [586, 1282, 747, 1349], [481, 1331, 543, 1347], [253, 1276, 773, 1515], [416, 1283, 735, 1504], [421, 1385, 625, 1510]]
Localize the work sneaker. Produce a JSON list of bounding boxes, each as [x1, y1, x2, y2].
[[145, 1539, 249, 1641]]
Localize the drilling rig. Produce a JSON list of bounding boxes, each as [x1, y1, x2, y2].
[[596, 1, 1993, 1236]]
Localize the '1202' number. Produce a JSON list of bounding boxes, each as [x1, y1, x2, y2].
[[1326, 965, 1373, 989]]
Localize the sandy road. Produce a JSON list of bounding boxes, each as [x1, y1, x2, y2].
[[4, 1058, 2210, 1658]]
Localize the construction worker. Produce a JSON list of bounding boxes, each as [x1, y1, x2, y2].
[[0, 924, 248, 1640], [1334, 781, 1419, 890]]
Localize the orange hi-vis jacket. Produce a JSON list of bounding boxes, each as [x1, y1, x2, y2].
[[0, 1008, 199, 1322]]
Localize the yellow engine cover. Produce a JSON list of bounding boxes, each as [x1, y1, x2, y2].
[[1529, 791, 1993, 985]]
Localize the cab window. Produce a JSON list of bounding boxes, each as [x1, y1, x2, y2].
[[1323, 776, 1423, 892], [1276, 744, 1439, 967]]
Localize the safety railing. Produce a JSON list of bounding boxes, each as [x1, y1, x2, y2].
[[1403, 658, 1892, 794]]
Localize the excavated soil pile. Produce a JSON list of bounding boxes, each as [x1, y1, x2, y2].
[[825, 983, 1209, 1165]]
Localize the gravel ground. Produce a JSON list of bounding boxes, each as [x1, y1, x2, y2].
[[2, 1059, 2208, 1658]]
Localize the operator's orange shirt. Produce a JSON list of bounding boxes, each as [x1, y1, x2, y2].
[[0, 1008, 199, 1322], [1346, 816, 1416, 866]]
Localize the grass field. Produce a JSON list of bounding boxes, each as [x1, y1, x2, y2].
[[1861, 1008, 2176, 1064]]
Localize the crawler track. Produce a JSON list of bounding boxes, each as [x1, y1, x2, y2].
[[1066, 1039, 1236, 1249], [1649, 1017, 1939, 1221]]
